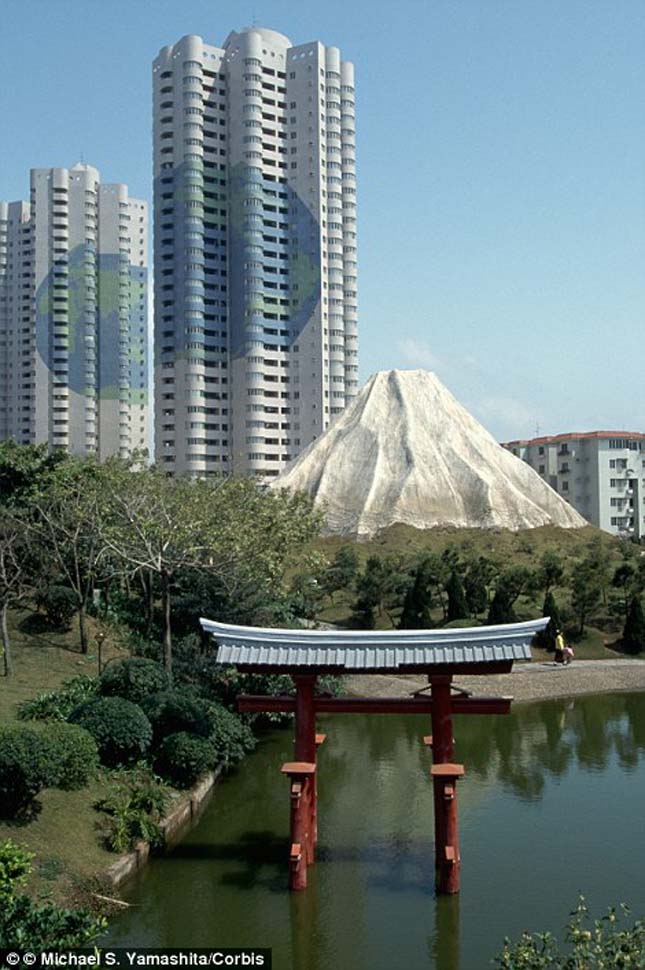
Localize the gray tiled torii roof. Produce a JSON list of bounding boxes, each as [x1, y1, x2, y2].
[[199, 618, 548, 670]]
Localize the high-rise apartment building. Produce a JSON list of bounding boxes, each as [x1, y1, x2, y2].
[[153, 27, 358, 476], [0, 164, 150, 458], [503, 432, 645, 538], [0, 201, 32, 445]]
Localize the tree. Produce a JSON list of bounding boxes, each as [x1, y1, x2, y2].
[[446, 570, 468, 622], [584, 536, 612, 607], [22, 458, 114, 654], [612, 562, 636, 622], [464, 557, 495, 617], [352, 556, 408, 626], [486, 567, 533, 626], [322, 546, 359, 602], [570, 561, 602, 636], [0, 441, 68, 510], [537, 550, 564, 597], [399, 559, 434, 630], [0, 512, 33, 677], [418, 553, 451, 620], [623, 596, 645, 655], [103, 468, 321, 673], [289, 571, 326, 620], [540, 591, 562, 652], [487, 587, 517, 625]]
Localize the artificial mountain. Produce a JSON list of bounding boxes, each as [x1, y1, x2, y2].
[[272, 369, 586, 537]]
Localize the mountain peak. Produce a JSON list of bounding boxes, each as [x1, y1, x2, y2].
[[272, 369, 586, 536]]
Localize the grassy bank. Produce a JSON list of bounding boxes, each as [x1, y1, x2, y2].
[[0, 609, 131, 904]]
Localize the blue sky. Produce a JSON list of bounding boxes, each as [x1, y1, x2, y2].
[[2, 0, 643, 440]]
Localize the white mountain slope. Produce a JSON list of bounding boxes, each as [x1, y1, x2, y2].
[[272, 369, 586, 536]]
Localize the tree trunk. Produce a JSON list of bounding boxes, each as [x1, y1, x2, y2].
[[140, 570, 154, 638], [1, 601, 12, 677], [161, 570, 172, 676], [78, 602, 89, 654]]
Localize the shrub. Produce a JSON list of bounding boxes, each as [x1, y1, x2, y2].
[[141, 689, 213, 747], [494, 897, 644, 968], [0, 727, 57, 817], [34, 584, 78, 629], [43, 723, 99, 790], [0, 840, 32, 900], [202, 667, 294, 725], [0, 839, 105, 948], [69, 697, 152, 767], [17, 675, 97, 722], [95, 767, 169, 853], [154, 733, 215, 789], [207, 704, 256, 767], [98, 657, 170, 705]]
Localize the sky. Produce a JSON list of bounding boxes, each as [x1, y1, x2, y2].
[[1, 0, 644, 441]]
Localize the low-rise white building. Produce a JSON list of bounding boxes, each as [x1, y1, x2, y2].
[[503, 432, 645, 539]]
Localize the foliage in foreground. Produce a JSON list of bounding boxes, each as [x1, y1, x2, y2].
[[69, 696, 153, 767], [0, 727, 58, 817], [95, 767, 169, 853], [17, 674, 98, 722], [0, 723, 99, 817], [98, 657, 171, 705], [153, 733, 216, 789], [494, 897, 645, 968], [0, 839, 106, 948]]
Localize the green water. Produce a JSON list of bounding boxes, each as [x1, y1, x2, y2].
[[107, 692, 645, 970]]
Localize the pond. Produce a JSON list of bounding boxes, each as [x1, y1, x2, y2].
[[106, 691, 645, 970]]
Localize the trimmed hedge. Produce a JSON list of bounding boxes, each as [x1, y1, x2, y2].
[[98, 658, 170, 705], [141, 690, 213, 747], [0, 728, 57, 817], [153, 733, 215, 789], [208, 704, 256, 767], [43, 723, 100, 790], [69, 697, 152, 767]]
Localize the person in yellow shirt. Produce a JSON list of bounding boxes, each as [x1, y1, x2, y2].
[[554, 630, 565, 665]]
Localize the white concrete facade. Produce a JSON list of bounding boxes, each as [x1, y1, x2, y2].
[[503, 432, 645, 539], [0, 201, 32, 445], [153, 27, 358, 477], [0, 165, 150, 459]]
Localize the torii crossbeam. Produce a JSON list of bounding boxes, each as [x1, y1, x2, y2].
[[200, 617, 547, 894]]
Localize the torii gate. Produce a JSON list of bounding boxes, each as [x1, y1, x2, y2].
[[200, 617, 546, 895]]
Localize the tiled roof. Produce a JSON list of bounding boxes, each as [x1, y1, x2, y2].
[[199, 618, 548, 671], [503, 431, 645, 448]]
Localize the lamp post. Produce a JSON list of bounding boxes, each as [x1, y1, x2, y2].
[[96, 631, 106, 675]]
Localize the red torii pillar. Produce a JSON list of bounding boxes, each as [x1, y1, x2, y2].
[[428, 675, 464, 894], [240, 675, 511, 894], [281, 674, 320, 890]]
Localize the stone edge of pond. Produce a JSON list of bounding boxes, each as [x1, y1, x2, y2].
[[104, 766, 223, 889]]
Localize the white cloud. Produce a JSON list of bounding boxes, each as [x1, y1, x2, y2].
[[396, 337, 442, 371], [469, 395, 540, 441]]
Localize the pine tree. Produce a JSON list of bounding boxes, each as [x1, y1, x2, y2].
[[623, 596, 645, 655], [541, 590, 562, 652], [399, 564, 433, 630], [487, 587, 517, 625], [464, 559, 490, 616], [446, 570, 468, 622]]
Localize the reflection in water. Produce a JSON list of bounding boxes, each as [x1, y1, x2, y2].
[[459, 692, 645, 804], [108, 692, 645, 970]]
